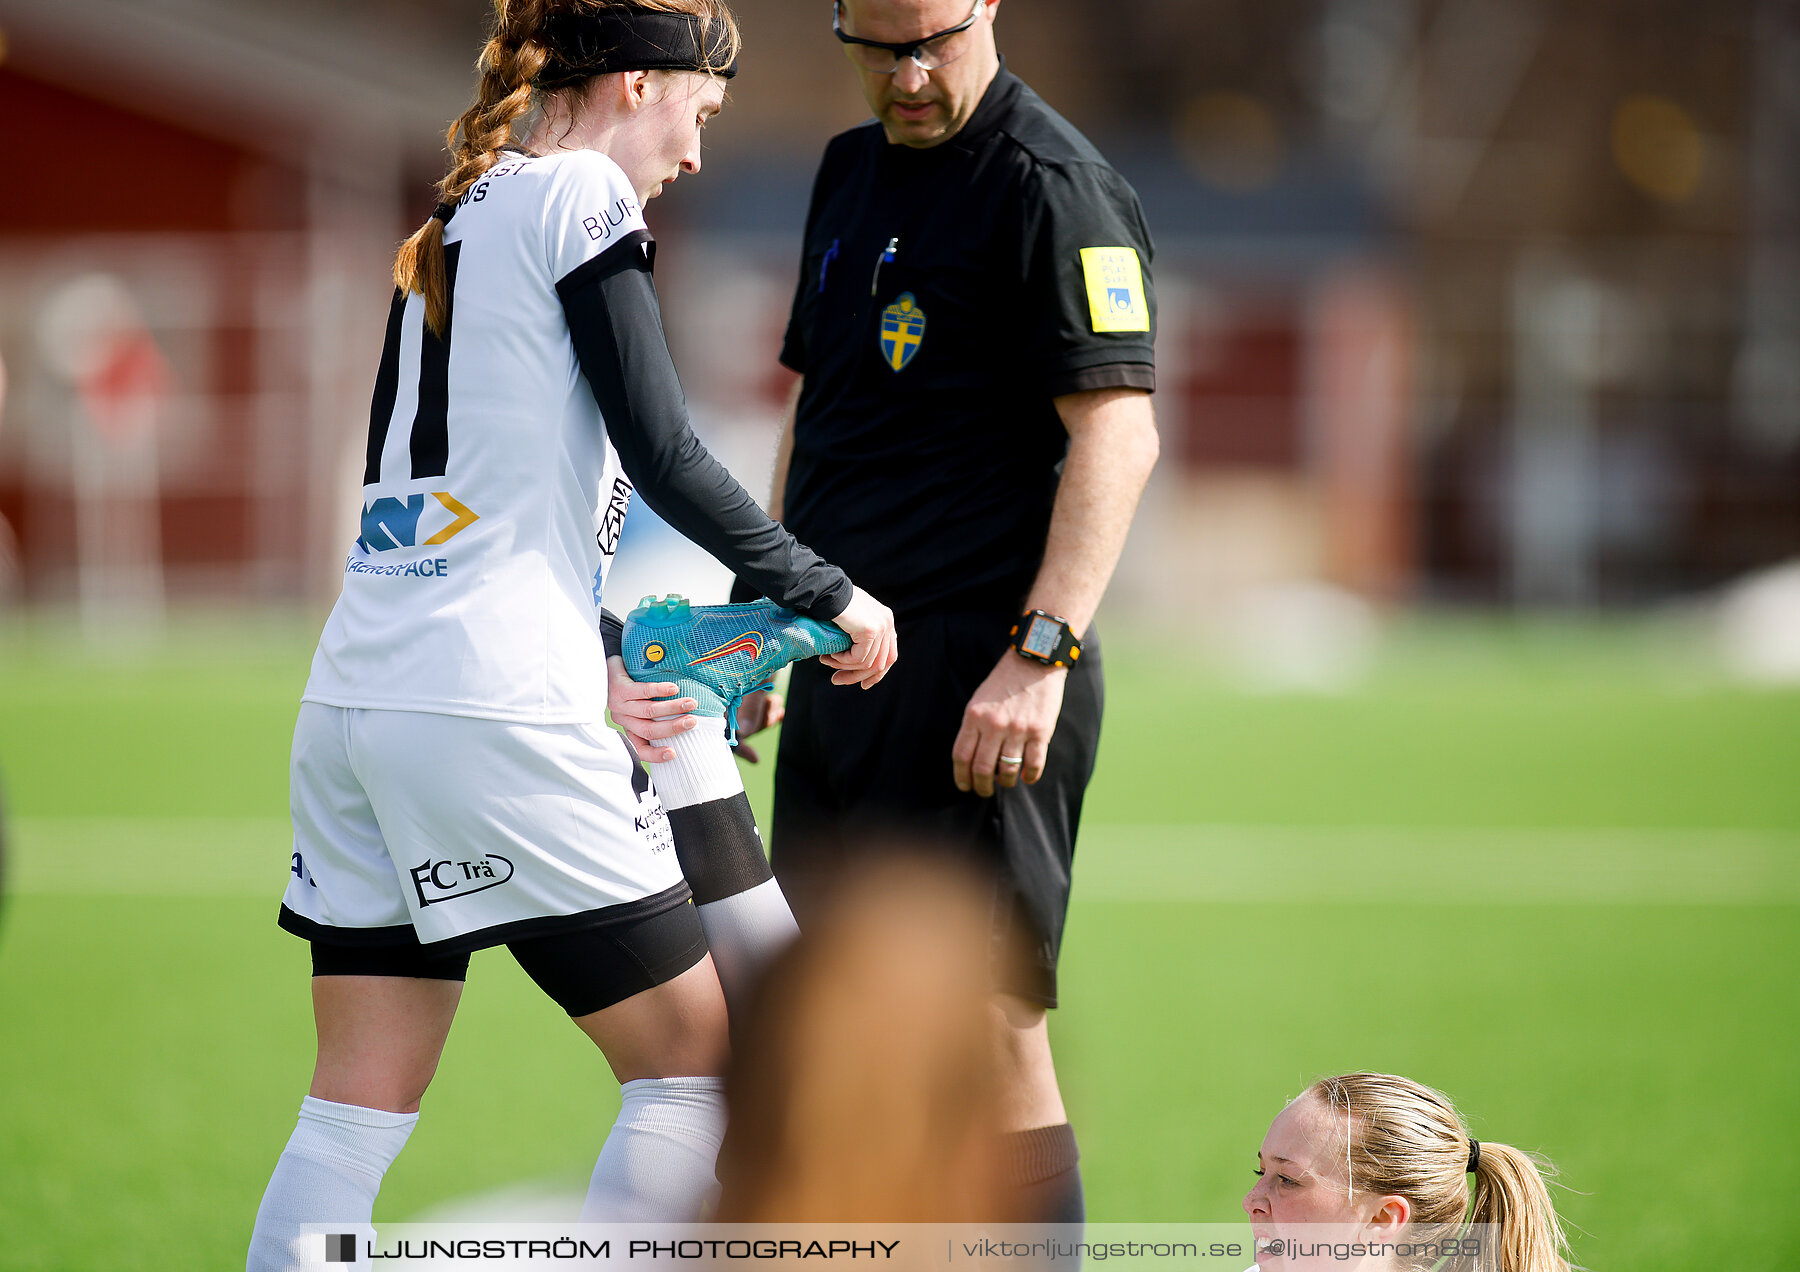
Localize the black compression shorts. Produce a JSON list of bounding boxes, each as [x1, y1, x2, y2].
[[310, 901, 707, 1017], [770, 612, 1102, 1007]]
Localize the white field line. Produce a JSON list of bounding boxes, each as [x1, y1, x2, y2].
[[7, 817, 1798, 904], [1075, 823, 1800, 904]]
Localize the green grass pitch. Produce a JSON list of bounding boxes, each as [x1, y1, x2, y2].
[[1, 613, 1797, 1270]]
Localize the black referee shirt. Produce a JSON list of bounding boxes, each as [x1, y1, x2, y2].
[[777, 65, 1156, 620]]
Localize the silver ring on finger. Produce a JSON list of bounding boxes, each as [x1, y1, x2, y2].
[[999, 754, 1024, 766]]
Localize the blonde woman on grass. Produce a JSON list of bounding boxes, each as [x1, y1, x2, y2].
[[1245, 1072, 1574, 1272]]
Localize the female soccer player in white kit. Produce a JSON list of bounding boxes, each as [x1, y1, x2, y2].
[[247, 2, 896, 1266]]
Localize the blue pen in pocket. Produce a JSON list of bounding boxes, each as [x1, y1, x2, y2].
[[818, 239, 840, 294]]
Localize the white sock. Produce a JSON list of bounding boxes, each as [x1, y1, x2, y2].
[[247, 1097, 417, 1272], [651, 718, 800, 1017], [697, 880, 801, 1012], [581, 1076, 727, 1222], [654, 717, 743, 808]]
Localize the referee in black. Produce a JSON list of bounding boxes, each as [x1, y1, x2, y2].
[[736, 0, 1159, 1222]]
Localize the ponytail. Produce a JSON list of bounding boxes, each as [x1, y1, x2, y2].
[[394, 0, 552, 335], [1469, 1139, 1573, 1272], [393, 216, 449, 334], [1305, 1073, 1573, 1272]]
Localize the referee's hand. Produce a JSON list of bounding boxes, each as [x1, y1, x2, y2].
[[953, 653, 1067, 797], [823, 586, 899, 689]]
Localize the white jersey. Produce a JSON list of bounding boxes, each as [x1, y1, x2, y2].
[[304, 149, 648, 724]]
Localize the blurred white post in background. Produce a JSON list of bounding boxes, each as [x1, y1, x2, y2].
[[35, 275, 169, 644], [1509, 260, 1594, 607], [1508, 259, 1641, 608]]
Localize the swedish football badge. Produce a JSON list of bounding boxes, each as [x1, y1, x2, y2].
[[878, 293, 927, 372], [1079, 247, 1150, 333]]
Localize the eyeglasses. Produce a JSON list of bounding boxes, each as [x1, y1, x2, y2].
[[832, 0, 985, 74]]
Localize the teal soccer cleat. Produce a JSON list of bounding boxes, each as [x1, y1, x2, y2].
[[622, 595, 852, 742]]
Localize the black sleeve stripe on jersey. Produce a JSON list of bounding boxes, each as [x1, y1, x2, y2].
[[558, 241, 854, 622], [410, 239, 462, 481], [555, 228, 658, 299], [1046, 362, 1156, 398], [363, 288, 408, 487]]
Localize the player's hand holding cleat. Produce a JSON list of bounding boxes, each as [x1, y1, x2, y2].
[[622, 590, 896, 744], [605, 655, 699, 763]]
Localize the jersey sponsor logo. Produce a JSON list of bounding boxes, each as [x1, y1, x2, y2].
[[457, 158, 532, 208], [357, 492, 479, 553], [291, 852, 318, 888], [692, 632, 763, 666], [597, 477, 633, 558], [583, 197, 642, 243], [409, 853, 515, 908], [592, 476, 633, 605], [1079, 246, 1150, 333], [628, 761, 670, 851], [878, 293, 927, 372], [634, 787, 673, 855], [345, 556, 449, 578]]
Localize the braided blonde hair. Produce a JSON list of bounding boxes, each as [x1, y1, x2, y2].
[[393, 0, 742, 335], [1308, 1073, 1573, 1272]]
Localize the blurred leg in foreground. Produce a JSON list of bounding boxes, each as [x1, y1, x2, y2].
[[716, 852, 1020, 1222], [772, 615, 1103, 1224]]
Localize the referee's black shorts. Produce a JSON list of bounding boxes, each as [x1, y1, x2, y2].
[[770, 611, 1102, 1007]]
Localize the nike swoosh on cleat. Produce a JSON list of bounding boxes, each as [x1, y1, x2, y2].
[[690, 633, 763, 665]]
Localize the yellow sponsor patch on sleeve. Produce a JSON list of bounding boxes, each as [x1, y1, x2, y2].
[[1079, 246, 1150, 334]]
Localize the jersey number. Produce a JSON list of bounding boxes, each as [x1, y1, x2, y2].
[[363, 241, 462, 485]]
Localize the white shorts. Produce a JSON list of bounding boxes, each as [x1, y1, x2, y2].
[[280, 703, 686, 951]]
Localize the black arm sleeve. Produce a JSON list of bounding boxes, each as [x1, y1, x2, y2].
[[557, 232, 853, 621]]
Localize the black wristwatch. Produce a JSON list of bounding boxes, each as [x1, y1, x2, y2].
[[1009, 610, 1082, 668]]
